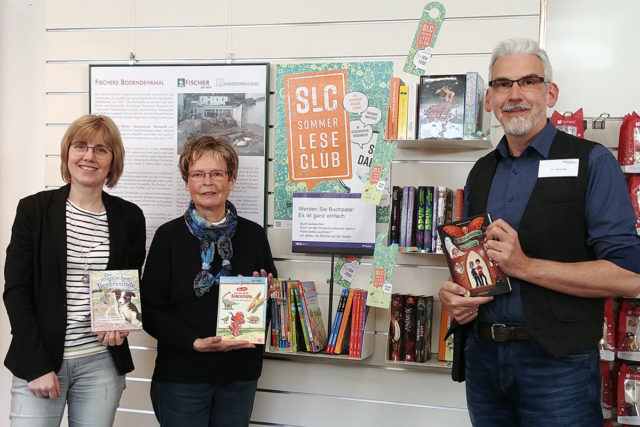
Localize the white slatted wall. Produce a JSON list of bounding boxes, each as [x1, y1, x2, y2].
[[5, 1, 546, 426]]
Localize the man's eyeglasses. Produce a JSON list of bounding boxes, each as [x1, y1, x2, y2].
[[70, 142, 113, 157], [189, 170, 229, 182], [488, 75, 548, 93]]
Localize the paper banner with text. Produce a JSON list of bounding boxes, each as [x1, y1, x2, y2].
[[274, 62, 393, 228], [403, 2, 446, 76], [366, 232, 399, 309]]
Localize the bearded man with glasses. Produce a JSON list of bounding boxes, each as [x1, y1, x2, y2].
[[438, 38, 640, 426]]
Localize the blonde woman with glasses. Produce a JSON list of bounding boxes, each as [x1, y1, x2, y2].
[[3, 114, 146, 426]]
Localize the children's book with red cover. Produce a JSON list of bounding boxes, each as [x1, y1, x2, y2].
[[436, 213, 511, 297]]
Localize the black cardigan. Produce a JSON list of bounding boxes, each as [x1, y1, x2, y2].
[[3, 185, 146, 381], [141, 215, 277, 384]]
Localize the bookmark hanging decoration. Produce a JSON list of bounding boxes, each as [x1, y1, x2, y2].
[[366, 232, 399, 309], [404, 2, 446, 76], [361, 139, 397, 206]]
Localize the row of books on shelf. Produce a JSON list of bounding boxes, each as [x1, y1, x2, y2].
[[326, 288, 369, 358], [388, 294, 433, 363], [385, 72, 485, 141], [268, 281, 370, 359], [389, 185, 463, 252], [268, 280, 328, 354]]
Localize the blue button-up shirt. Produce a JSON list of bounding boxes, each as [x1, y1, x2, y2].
[[463, 121, 640, 323]]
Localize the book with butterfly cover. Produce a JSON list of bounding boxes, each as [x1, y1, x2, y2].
[[436, 213, 512, 297]]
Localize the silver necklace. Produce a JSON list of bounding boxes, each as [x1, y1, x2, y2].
[[69, 202, 98, 284]]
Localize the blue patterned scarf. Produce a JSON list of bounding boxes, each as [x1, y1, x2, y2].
[[184, 200, 237, 297]]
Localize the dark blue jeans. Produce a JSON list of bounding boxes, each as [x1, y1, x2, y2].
[[465, 334, 602, 426], [150, 379, 258, 427]]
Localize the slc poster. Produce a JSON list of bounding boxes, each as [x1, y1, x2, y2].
[[274, 62, 393, 228]]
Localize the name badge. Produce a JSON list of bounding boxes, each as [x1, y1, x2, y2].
[[538, 159, 579, 178]]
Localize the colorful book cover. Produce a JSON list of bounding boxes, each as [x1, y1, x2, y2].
[[366, 232, 399, 309], [397, 85, 409, 140], [300, 281, 328, 351], [418, 74, 466, 139], [274, 62, 393, 227], [388, 293, 404, 361], [436, 213, 512, 297], [216, 276, 268, 344], [402, 295, 416, 362], [334, 289, 355, 354], [90, 269, 142, 332]]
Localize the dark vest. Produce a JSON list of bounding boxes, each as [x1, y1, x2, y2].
[[467, 130, 603, 357]]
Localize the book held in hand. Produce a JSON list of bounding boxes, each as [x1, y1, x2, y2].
[[436, 213, 512, 297], [90, 269, 142, 332], [217, 276, 268, 344]]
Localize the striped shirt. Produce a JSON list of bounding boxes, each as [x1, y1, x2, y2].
[[63, 200, 110, 359]]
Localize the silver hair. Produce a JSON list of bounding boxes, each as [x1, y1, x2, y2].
[[489, 38, 553, 82]]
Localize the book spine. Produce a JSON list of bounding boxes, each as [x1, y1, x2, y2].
[[464, 72, 484, 137], [423, 186, 434, 253], [405, 186, 416, 248], [326, 288, 348, 354], [388, 293, 404, 361], [349, 290, 363, 358], [397, 85, 409, 140], [389, 186, 401, 245], [431, 187, 440, 253], [301, 282, 328, 350], [296, 282, 317, 352], [386, 77, 401, 139], [279, 280, 288, 349], [358, 292, 369, 358], [455, 188, 464, 221], [406, 83, 418, 140], [415, 296, 427, 362], [288, 282, 298, 352], [403, 295, 416, 362], [292, 285, 312, 352], [399, 186, 408, 248], [334, 289, 355, 354], [438, 305, 454, 362], [416, 187, 426, 250], [270, 297, 279, 348]]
